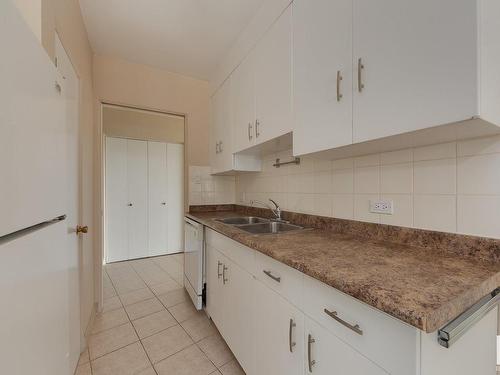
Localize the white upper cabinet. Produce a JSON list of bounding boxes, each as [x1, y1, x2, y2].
[[211, 77, 234, 174], [254, 5, 293, 145], [293, 0, 353, 156], [352, 0, 478, 143], [232, 54, 256, 153], [211, 76, 261, 175]]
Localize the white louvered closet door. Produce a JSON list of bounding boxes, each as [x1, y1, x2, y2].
[[148, 141, 169, 256], [126, 139, 149, 260], [105, 137, 129, 262]]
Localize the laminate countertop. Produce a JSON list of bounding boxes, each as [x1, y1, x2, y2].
[[186, 210, 500, 333]]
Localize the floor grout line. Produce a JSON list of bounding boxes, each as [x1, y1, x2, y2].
[[97, 255, 238, 375]]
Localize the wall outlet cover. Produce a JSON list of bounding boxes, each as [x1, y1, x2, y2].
[[370, 199, 394, 215]]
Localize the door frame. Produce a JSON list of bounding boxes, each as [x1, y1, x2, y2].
[[97, 101, 188, 311]]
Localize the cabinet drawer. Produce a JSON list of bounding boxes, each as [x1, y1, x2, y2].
[[302, 275, 418, 375], [205, 228, 255, 274], [254, 251, 304, 309]]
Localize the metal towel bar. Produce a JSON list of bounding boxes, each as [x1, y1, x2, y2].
[[0, 215, 67, 245], [438, 288, 500, 348], [273, 157, 300, 168]]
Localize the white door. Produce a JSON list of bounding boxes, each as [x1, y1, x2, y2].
[[54, 34, 82, 366], [232, 53, 256, 153], [166, 143, 184, 254], [0, 1, 79, 373], [222, 259, 256, 375], [148, 141, 168, 256], [352, 0, 478, 143], [305, 317, 387, 375], [293, 0, 353, 156], [105, 137, 128, 262], [254, 5, 292, 145], [127, 139, 149, 259], [254, 280, 304, 375]]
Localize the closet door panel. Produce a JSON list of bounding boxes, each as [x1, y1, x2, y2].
[[127, 139, 149, 259], [105, 137, 129, 263], [148, 142, 168, 256], [166, 143, 184, 254]]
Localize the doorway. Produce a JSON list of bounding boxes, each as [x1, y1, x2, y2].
[[102, 105, 185, 264]]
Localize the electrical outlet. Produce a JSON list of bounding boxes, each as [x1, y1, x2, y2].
[[370, 199, 394, 215]]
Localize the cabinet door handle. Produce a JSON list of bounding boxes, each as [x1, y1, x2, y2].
[[161, 202, 166, 206], [263, 270, 281, 283], [127, 203, 133, 207], [219, 141, 223, 152], [336, 70, 343, 102], [248, 122, 253, 141], [255, 119, 260, 138], [289, 318, 296, 353], [217, 261, 223, 279], [223, 264, 228, 284], [357, 58, 365, 93], [215, 142, 219, 154], [324, 308, 363, 335], [307, 334, 316, 372]]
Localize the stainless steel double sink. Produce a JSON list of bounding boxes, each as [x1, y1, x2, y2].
[[215, 216, 304, 234]]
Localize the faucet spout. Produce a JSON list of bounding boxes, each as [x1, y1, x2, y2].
[[250, 199, 284, 221]]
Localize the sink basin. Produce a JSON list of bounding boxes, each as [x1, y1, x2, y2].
[[238, 222, 304, 234], [216, 216, 270, 225]]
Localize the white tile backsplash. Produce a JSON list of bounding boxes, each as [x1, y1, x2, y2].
[[188, 166, 235, 205], [195, 135, 500, 239]]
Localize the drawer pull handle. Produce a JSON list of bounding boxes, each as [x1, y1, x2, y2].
[[217, 261, 223, 279], [307, 334, 316, 372], [324, 308, 363, 335], [223, 265, 228, 284], [289, 318, 296, 353], [263, 270, 281, 283]]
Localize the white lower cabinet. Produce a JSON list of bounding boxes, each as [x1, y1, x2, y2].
[[205, 244, 224, 330], [254, 279, 304, 375], [204, 228, 497, 375], [205, 242, 255, 375], [305, 317, 387, 375]]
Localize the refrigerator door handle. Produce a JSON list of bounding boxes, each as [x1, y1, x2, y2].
[[0, 215, 66, 244]]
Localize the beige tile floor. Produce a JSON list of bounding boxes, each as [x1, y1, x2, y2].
[[75, 253, 245, 375]]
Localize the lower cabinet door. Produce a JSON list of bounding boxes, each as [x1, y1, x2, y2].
[[305, 317, 388, 375], [205, 245, 224, 331], [222, 258, 256, 375], [254, 280, 304, 375]]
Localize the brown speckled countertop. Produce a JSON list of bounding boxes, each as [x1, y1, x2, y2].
[[187, 209, 500, 333]]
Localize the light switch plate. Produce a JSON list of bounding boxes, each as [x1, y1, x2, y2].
[[370, 199, 394, 215]]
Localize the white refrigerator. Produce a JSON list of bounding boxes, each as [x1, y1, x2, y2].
[[0, 1, 81, 374]]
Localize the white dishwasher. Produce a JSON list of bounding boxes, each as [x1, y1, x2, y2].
[[184, 217, 204, 309]]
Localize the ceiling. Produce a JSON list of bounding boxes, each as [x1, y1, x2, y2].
[[79, 0, 266, 80]]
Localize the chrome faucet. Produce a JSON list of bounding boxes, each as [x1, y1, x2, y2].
[[250, 199, 285, 222]]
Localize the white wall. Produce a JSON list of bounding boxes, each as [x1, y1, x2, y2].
[[236, 134, 500, 239]]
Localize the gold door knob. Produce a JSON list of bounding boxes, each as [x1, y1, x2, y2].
[[76, 225, 88, 235]]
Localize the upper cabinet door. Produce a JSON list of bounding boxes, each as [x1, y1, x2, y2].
[[353, 0, 478, 143], [212, 78, 234, 174], [293, 0, 353, 156], [255, 6, 293, 145], [232, 54, 256, 153]]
